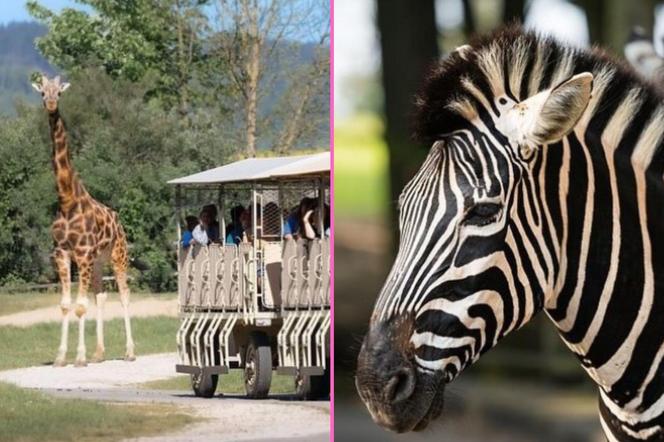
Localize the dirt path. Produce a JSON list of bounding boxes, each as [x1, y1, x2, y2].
[[0, 298, 178, 327], [0, 353, 329, 442]]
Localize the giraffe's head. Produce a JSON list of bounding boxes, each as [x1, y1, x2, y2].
[[356, 29, 595, 433], [31, 75, 70, 113]]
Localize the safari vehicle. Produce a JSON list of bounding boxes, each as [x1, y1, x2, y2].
[[169, 152, 330, 400]]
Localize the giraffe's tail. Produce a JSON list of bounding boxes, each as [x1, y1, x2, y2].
[[129, 256, 150, 271]]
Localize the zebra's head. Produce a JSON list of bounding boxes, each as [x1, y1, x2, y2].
[[356, 31, 595, 433]]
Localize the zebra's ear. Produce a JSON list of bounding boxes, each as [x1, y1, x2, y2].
[[532, 72, 593, 143], [498, 72, 593, 146]]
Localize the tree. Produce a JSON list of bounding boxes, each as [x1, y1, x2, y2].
[[208, 0, 329, 157], [273, 21, 330, 153], [26, 0, 209, 116], [376, 0, 439, 251]]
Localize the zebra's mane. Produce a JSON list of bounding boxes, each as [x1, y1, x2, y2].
[[413, 25, 663, 144]]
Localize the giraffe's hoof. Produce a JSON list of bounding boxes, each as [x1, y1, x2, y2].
[[74, 358, 87, 367], [91, 353, 105, 363], [124, 354, 136, 362], [53, 358, 67, 367]]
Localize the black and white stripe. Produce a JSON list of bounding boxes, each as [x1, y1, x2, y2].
[[369, 27, 664, 441]]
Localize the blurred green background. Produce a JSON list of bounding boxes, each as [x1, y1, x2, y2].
[[334, 0, 662, 441]]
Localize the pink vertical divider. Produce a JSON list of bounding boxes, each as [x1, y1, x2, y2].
[[329, 0, 335, 440]]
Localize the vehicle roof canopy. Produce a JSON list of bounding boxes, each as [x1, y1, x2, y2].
[[168, 152, 329, 186]]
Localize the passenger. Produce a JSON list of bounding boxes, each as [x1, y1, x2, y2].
[[225, 205, 246, 245], [283, 197, 317, 240], [202, 204, 220, 242], [181, 215, 199, 248], [244, 204, 261, 242], [192, 209, 212, 245], [303, 204, 330, 239]]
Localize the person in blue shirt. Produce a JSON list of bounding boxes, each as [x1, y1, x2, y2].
[[225, 205, 247, 245], [181, 216, 199, 248], [284, 197, 318, 240], [202, 204, 220, 242]]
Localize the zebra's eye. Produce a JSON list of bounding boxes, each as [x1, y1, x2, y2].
[[463, 202, 502, 226]]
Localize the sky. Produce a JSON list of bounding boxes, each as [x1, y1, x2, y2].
[[0, 0, 329, 43], [0, 0, 87, 24]]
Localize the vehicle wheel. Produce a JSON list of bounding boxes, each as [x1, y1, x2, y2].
[[191, 372, 218, 398], [244, 332, 272, 398]]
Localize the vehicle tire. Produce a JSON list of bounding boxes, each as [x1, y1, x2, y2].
[[191, 372, 218, 398], [244, 332, 272, 398]]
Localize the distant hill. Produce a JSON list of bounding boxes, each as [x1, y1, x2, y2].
[[0, 21, 55, 115]]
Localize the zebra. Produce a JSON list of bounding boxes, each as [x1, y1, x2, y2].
[[355, 26, 664, 442]]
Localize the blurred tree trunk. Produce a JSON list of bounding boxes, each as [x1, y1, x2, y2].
[[576, 0, 605, 46], [604, 0, 631, 52], [630, 0, 658, 37], [582, 0, 655, 53], [502, 0, 525, 24], [462, 0, 476, 38], [376, 0, 439, 252]]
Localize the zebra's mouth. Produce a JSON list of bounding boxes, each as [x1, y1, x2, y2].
[[356, 315, 449, 433], [412, 377, 446, 431], [356, 367, 446, 433]]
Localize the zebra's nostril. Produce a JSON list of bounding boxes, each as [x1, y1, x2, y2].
[[384, 366, 416, 403]]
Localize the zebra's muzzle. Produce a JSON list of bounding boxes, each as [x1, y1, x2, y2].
[[356, 316, 446, 432]]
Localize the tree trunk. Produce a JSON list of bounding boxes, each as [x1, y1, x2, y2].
[[577, 0, 605, 46], [502, 0, 525, 24], [245, 2, 260, 158], [462, 0, 476, 38], [376, 0, 439, 252], [175, 0, 189, 121]]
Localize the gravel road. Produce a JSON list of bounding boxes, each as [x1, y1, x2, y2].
[[0, 353, 329, 442]]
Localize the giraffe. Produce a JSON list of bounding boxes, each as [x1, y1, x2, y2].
[[31, 75, 136, 367]]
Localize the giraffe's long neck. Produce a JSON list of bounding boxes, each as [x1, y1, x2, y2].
[[49, 109, 84, 211]]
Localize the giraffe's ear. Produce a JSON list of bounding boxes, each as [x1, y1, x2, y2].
[[497, 72, 593, 146], [60, 82, 70, 92], [31, 82, 42, 92]]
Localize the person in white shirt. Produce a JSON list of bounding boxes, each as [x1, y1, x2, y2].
[[192, 209, 211, 245]]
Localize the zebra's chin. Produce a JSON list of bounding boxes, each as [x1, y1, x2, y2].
[[410, 374, 446, 432]]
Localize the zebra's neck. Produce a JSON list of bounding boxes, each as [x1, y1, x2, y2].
[[538, 66, 664, 440]]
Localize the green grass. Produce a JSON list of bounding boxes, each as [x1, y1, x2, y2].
[[141, 369, 296, 394], [334, 114, 389, 218], [0, 381, 196, 442], [0, 291, 172, 316], [0, 316, 178, 370]]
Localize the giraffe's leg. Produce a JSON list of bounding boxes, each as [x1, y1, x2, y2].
[[92, 260, 106, 363], [53, 248, 71, 367], [74, 254, 93, 367], [112, 239, 135, 361]]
